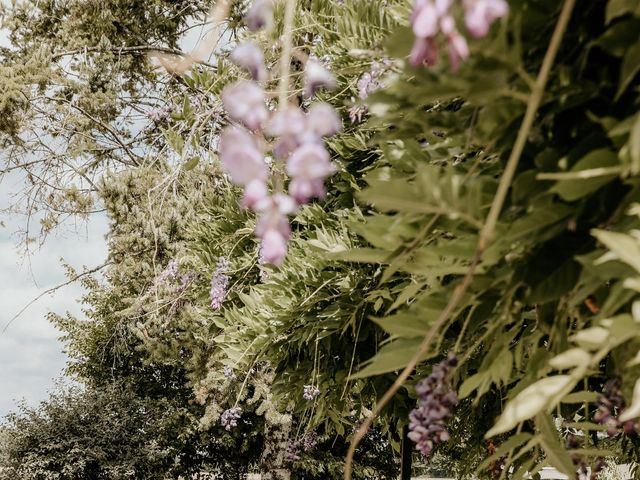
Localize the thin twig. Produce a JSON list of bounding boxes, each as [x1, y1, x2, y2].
[[278, 0, 297, 108], [343, 0, 576, 477], [52, 45, 217, 69], [1, 262, 111, 334]]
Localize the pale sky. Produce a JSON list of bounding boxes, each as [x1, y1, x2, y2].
[[0, 175, 109, 417]]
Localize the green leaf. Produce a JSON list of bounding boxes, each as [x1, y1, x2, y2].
[[350, 338, 425, 379], [630, 114, 640, 174], [606, 0, 640, 23], [593, 229, 640, 273], [561, 391, 600, 403], [549, 149, 619, 201], [536, 412, 576, 478], [459, 371, 489, 399], [569, 449, 617, 457], [528, 260, 581, 304], [371, 311, 432, 338], [183, 157, 200, 171], [617, 40, 640, 99], [549, 349, 591, 370], [486, 376, 575, 437], [619, 378, 640, 421], [565, 422, 608, 431]]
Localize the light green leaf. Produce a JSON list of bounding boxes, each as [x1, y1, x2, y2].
[[619, 378, 640, 421], [549, 149, 619, 201], [486, 376, 574, 437], [570, 326, 610, 350], [371, 312, 431, 338], [616, 40, 640, 99], [549, 348, 591, 370], [459, 371, 489, 399], [630, 114, 640, 174], [594, 229, 640, 273], [536, 412, 576, 478], [606, 0, 640, 23], [350, 338, 425, 379], [183, 156, 200, 171], [561, 391, 600, 403]]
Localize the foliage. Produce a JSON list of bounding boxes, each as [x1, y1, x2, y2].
[[0, 382, 265, 480]]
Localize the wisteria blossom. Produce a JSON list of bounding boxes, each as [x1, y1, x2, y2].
[[218, 127, 267, 187], [349, 60, 390, 123], [302, 384, 320, 400], [246, 0, 273, 32], [230, 42, 267, 81], [304, 59, 337, 97], [221, 80, 269, 130], [209, 257, 231, 310], [223, 365, 236, 380], [464, 0, 509, 37], [409, 0, 507, 69], [220, 406, 242, 431], [408, 354, 458, 457], [218, 33, 340, 266]]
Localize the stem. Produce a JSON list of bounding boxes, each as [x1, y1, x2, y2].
[[343, 1, 576, 477], [479, 0, 576, 249], [278, 0, 296, 108]]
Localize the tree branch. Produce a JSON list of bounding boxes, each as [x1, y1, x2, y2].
[[1, 262, 111, 334], [51, 45, 217, 70]]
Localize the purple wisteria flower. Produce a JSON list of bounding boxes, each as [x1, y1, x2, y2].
[[218, 30, 342, 266], [219, 127, 268, 186], [220, 406, 242, 431], [302, 431, 318, 452], [221, 80, 268, 130], [155, 259, 179, 285], [408, 0, 506, 70], [284, 441, 301, 462], [306, 102, 342, 138], [147, 105, 173, 123], [303, 384, 320, 400], [223, 365, 236, 380], [464, 0, 509, 38], [287, 143, 337, 204], [231, 42, 267, 81], [408, 354, 458, 458], [254, 194, 297, 265], [246, 0, 273, 31], [304, 59, 337, 97], [209, 257, 231, 310]]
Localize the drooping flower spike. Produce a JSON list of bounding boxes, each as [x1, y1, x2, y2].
[[409, 0, 507, 70], [217, 13, 341, 266]]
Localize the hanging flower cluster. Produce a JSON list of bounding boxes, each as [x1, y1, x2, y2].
[[218, 0, 341, 265], [154, 259, 196, 311], [408, 354, 458, 458], [220, 406, 242, 431], [594, 378, 640, 437], [223, 365, 236, 380], [349, 59, 391, 123], [409, 0, 508, 69], [209, 256, 231, 310], [283, 431, 318, 463], [302, 384, 320, 400]]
